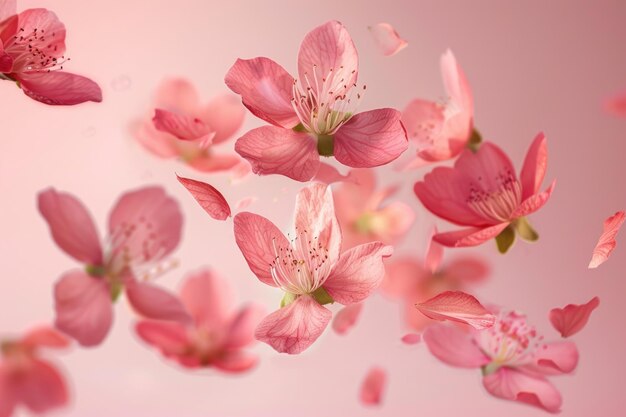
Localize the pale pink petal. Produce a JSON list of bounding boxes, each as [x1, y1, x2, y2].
[[424, 226, 444, 273], [53, 270, 113, 347], [15, 359, 68, 413], [520, 132, 548, 200], [200, 93, 246, 144], [134, 321, 190, 364], [433, 223, 510, 247], [605, 90, 626, 118], [313, 162, 355, 185], [440, 49, 473, 117], [234, 196, 257, 211], [334, 108, 408, 168], [125, 278, 191, 324], [37, 188, 103, 265], [153, 78, 199, 113], [187, 153, 242, 173], [423, 324, 489, 368], [212, 351, 258, 373], [323, 242, 393, 304], [235, 125, 320, 181], [0, 0, 15, 23], [402, 99, 448, 160], [588, 211, 625, 268], [371, 201, 415, 244], [176, 175, 231, 220], [131, 119, 179, 158], [380, 258, 423, 299], [512, 180, 555, 218], [255, 295, 331, 354], [415, 290, 495, 330], [359, 367, 387, 406], [152, 108, 214, 142], [21, 327, 70, 350], [482, 367, 562, 413], [224, 304, 265, 349], [179, 268, 233, 329], [445, 257, 490, 284], [233, 212, 289, 286], [224, 57, 298, 128], [549, 296, 600, 338], [368, 23, 407, 56], [16, 71, 102, 105], [401, 333, 422, 345], [531, 342, 579, 375], [332, 303, 363, 335]]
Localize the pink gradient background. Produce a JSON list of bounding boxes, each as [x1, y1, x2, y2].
[[1, 0, 625, 415]]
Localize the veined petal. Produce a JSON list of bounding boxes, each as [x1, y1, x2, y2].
[[176, 175, 231, 221], [588, 211, 625, 268], [16, 72, 102, 106], [20, 327, 70, 350], [433, 223, 509, 247], [415, 291, 495, 330]]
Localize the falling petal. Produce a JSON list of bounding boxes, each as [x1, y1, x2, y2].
[[234, 196, 258, 211], [177, 175, 231, 220], [332, 303, 364, 335], [368, 23, 408, 56], [359, 367, 387, 406], [549, 296, 600, 338], [415, 290, 495, 330], [588, 211, 625, 268], [401, 333, 421, 345]]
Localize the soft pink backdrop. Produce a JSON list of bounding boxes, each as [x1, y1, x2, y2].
[[1, 0, 625, 415]]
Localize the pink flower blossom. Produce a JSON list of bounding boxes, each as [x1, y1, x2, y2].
[[401, 50, 473, 167], [136, 268, 264, 373], [423, 309, 579, 413], [233, 183, 393, 353], [38, 186, 189, 347], [334, 168, 414, 250], [414, 132, 554, 251], [225, 20, 408, 181], [0, 3, 101, 105], [0, 326, 70, 417], [132, 78, 247, 174]]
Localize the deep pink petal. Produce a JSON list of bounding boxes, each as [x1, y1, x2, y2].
[[235, 125, 320, 181], [416, 290, 495, 329], [520, 132, 548, 200], [549, 296, 600, 338], [482, 367, 562, 413], [433, 223, 509, 247], [224, 57, 298, 128], [37, 188, 103, 265], [255, 295, 331, 354], [14, 359, 68, 413], [200, 93, 245, 144], [588, 211, 625, 268], [176, 175, 231, 220], [401, 333, 422, 345], [423, 324, 489, 368], [152, 108, 214, 142], [224, 304, 265, 349], [0, 43, 12, 72], [53, 270, 112, 347], [20, 327, 70, 350], [125, 278, 191, 324], [368, 23, 407, 56], [424, 226, 444, 273], [233, 212, 288, 286], [323, 242, 393, 305], [530, 342, 579, 375], [0, 367, 17, 417], [512, 180, 555, 218], [359, 367, 387, 406], [179, 268, 233, 329], [332, 302, 363, 335], [16, 71, 102, 105], [134, 321, 189, 357], [212, 351, 258, 373], [334, 109, 408, 168]]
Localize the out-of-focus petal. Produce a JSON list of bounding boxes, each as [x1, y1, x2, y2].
[[200, 93, 246, 144], [125, 278, 191, 324], [401, 333, 421, 345], [368, 23, 407, 56], [549, 296, 600, 338], [14, 359, 68, 413], [224, 304, 265, 349], [179, 268, 233, 329], [212, 351, 258, 373], [20, 327, 70, 350], [332, 303, 363, 335], [313, 162, 355, 185], [424, 226, 444, 273], [152, 108, 214, 142], [588, 211, 625, 268], [423, 324, 489, 368], [177, 175, 231, 220], [359, 367, 387, 406], [134, 321, 189, 358]]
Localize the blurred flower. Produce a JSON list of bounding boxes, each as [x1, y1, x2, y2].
[[0, 326, 70, 417], [333, 168, 414, 250], [0, 2, 101, 105], [132, 78, 247, 174], [423, 309, 579, 413], [136, 268, 264, 373], [225, 20, 408, 182], [233, 183, 392, 354], [605, 89, 626, 118], [38, 186, 189, 347], [414, 132, 554, 252]]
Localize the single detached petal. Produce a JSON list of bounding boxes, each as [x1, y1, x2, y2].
[[135, 321, 189, 358], [224, 304, 265, 349], [234, 196, 257, 211], [125, 278, 191, 324], [152, 108, 214, 142], [531, 342, 579, 375], [424, 226, 444, 273], [332, 303, 363, 335], [368, 23, 407, 56], [176, 175, 231, 220], [433, 223, 509, 248], [482, 367, 562, 413], [401, 333, 422, 345], [16, 71, 102, 105], [423, 324, 490, 368], [313, 162, 355, 185], [549, 296, 600, 338], [520, 132, 548, 200], [38, 188, 103, 265], [235, 125, 320, 181], [224, 57, 299, 128], [588, 211, 625, 268], [334, 108, 408, 168], [14, 359, 68, 413], [415, 290, 495, 330], [54, 270, 113, 347], [200, 93, 246, 144], [255, 295, 331, 354], [359, 367, 387, 406], [605, 90, 626, 118], [233, 212, 289, 286], [179, 268, 234, 329], [21, 327, 70, 350]]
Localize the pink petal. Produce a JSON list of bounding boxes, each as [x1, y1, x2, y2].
[[297, 20, 358, 98], [254, 295, 331, 354], [131, 119, 179, 158], [440, 49, 473, 117], [334, 108, 408, 168], [224, 57, 298, 128], [401, 333, 422, 345], [233, 212, 289, 286], [512, 180, 556, 218], [212, 351, 258, 373], [186, 153, 242, 173], [415, 290, 495, 330], [549, 296, 600, 338], [37, 188, 103, 265], [0, 0, 15, 22], [423, 324, 490, 368], [359, 367, 387, 406], [200, 93, 245, 144], [605, 90, 626, 118], [402, 99, 449, 161], [125, 278, 191, 324], [424, 226, 444, 273], [380, 258, 423, 299], [134, 321, 190, 360], [176, 175, 231, 220], [332, 303, 363, 335], [520, 132, 548, 200], [235, 125, 320, 181], [482, 367, 562, 413], [323, 242, 393, 304], [588, 211, 625, 268], [20, 327, 70, 350], [433, 223, 510, 248], [14, 359, 68, 413], [153, 78, 200, 114], [313, 162, 355, 185], [234, 196, 257, 211], [455, 143, 515, 186], [368, 23, 407, 56], [152, 108, 214, 142], [0, 44, 12, 72], [531, 342, 579, 375], [53, 270, 113, 347], [224, 304, 265, 349], [0, 367, 17, 417], [16, 71, 102, 105], [179, 268, 233, 329], [445, 256, 490, 284], [108, 186, 183, 265]]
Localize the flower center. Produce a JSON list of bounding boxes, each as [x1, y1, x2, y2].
[[4, 27, 69, 73], [466, 170, 522, 222]]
